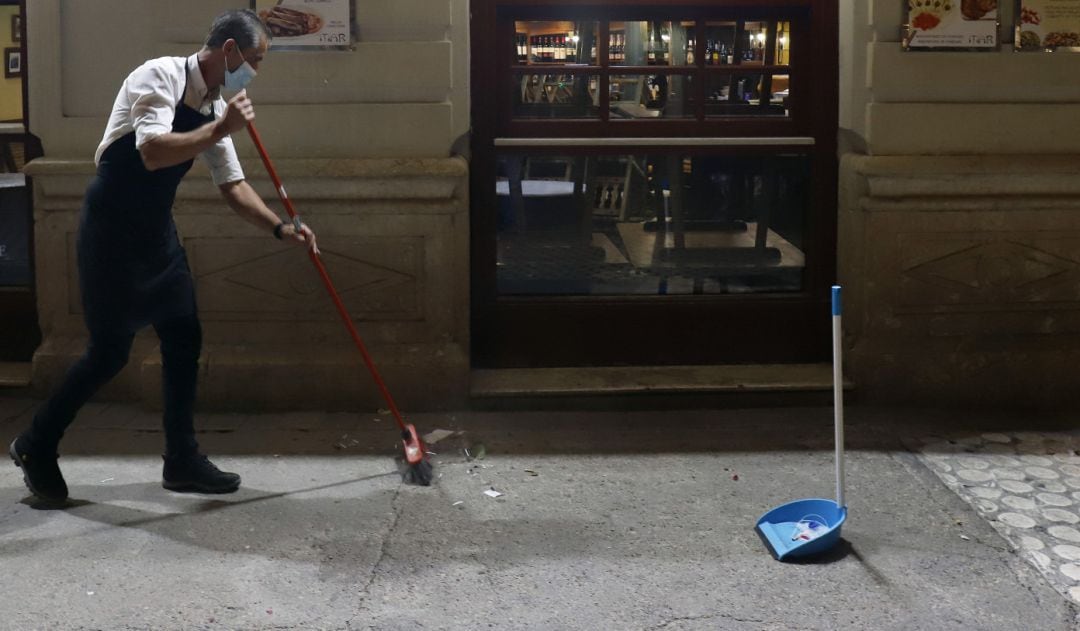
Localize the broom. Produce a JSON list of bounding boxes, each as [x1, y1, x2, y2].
[[246, 123, 434, 486]]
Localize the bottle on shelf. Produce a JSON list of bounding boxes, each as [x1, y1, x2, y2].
[[686, 38, 695, 65], [556, 35, 566, 62], [726, 42, 734, 65]]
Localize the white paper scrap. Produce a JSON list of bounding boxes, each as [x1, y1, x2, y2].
[[423, 429, 456, 444], [484, 489, 503, 498]]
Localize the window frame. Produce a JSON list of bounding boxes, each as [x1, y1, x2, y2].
[[469, 0, 840, 368], [497, 4, 814, 139]]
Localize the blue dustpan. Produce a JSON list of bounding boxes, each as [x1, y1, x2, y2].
[[755, 498, 847, 560], [756, 286, 848, 561]]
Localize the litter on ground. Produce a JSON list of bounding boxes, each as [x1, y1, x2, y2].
[[423, 429, 457, 444]]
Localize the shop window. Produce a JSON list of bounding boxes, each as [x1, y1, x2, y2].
[[495, 151, 809, 296]]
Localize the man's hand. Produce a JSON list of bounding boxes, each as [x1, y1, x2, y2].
[[217, 90, 254, 137], [281, 221, 320, 255]]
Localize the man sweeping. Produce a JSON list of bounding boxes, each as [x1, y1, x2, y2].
[[9, 9, 317, 502]]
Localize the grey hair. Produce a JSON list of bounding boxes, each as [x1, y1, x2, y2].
[[205, 9, 271, 49]]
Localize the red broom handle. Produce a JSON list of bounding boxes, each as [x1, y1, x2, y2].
[[246, 123, 408, 432]]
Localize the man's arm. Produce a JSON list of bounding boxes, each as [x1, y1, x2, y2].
[[139, 90, 253, 171], [219, 179, 318, 252]]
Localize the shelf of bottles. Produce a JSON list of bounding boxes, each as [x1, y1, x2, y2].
[[514, 21, 600, 66], [512, 19, 793, 120], [687, 21, 791, 118], [513, 21, 598, 119]]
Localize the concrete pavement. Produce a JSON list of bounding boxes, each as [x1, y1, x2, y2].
[[0, 397, 1077, 630]]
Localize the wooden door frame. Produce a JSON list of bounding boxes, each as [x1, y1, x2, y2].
[[470, 0, 838, 368], [0, 0, 42, 362]]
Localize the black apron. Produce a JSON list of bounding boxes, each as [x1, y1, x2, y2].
[[78, 78, 214, 333]]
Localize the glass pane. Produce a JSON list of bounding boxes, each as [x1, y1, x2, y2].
[[495, 152, 808, 296], [700, 20, 777, 66], [702, 21, 737, 66], [609, 21, 691, 66], [609, 74, 695, 119], [704, 73, 790, 117], [775, 20, 792, 66], [513, 73, 600, 119], [742, 21, 771, 65], [515, 21, 599, 65]]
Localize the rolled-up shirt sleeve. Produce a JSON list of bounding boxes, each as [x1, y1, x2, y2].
[[127, 63, 181, 149], [202, 98, 245, 185], [203, 134, 245, 186]]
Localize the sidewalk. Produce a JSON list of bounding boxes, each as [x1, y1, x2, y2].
[[0, 397, 1077, 630]]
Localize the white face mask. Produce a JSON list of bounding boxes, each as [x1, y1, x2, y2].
[[224, 45, 256, 91]]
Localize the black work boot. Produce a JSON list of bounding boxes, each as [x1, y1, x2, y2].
[[9, 435, 69, 503], [162, 453, 240, 494]]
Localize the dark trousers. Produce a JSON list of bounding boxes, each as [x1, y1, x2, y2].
[[27, 313, 202, 457]]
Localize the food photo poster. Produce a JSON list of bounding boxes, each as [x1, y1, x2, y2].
[[1016, 1, 1080, 50], [252, 0, 352, 49], [905, 0, 1000, 50]]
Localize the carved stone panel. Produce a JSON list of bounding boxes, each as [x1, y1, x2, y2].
[[188, 237, 424, 322], [898, 234, 1080, 313]]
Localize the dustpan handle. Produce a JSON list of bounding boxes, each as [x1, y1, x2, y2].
[[832, 285, 845, 509]]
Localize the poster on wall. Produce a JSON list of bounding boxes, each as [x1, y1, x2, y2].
[[904, 1, 1000, 50], [1016, 1, 1080, 51], [3, 48, 20, 79], [251, 0, 353, 49]]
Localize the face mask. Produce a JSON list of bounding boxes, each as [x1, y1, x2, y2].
[[224, 46, 257, 91]]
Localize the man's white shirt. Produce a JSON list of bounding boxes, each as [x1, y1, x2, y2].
[[94, 53, 244, 186]]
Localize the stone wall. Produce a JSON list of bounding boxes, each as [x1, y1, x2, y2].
[[839, 2, 1080, 408]]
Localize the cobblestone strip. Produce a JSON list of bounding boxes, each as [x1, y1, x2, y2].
[[914, 431, 1080, 605]]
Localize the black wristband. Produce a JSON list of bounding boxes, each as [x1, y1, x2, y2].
[[273, 221, 286, 240]]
